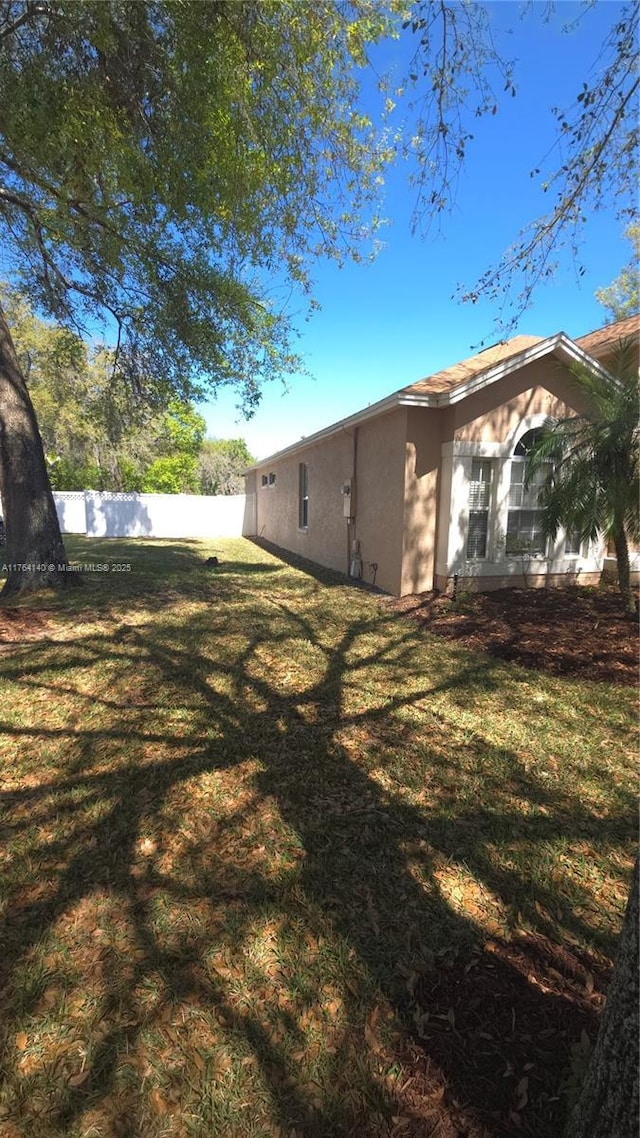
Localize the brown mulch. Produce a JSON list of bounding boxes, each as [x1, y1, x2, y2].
[[0, 606, 56, 644], [389, 934, 611, 1138], [385, 586, 638, 685]]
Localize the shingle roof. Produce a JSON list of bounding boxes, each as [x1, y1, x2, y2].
[[574, 313, 640, 360], [248, 317, 636, 470], [399, 334, 544, 397], [397, 314, 640, 400]]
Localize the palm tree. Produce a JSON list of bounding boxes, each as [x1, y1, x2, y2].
[[526, 338, 639, 611]]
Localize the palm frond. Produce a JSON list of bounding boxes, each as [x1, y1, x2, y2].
[[523, 337, 639, 577]]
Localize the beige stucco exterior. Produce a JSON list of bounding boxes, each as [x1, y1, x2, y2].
[[246, 409, 408, 594], [451, 359, 583, 442], [245, 322, 637, 596], [400, 406, 448, 595]]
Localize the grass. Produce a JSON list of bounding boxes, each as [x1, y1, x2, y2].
[[0, 536, 636, 1138]]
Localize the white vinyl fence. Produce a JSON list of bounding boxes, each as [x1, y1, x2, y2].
[[53, 491, 256, 540]]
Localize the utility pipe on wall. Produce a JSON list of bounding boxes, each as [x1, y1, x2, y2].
[[347, 426, 359, 576]]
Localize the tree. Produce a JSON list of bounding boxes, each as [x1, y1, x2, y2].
[[140, 402, 206, 494], [564, 857, 638, 1138], [2, 285, 206, 492], [197, 438, 255, 496], [595, 224, 640, 323], [403, 2, 638, 329], [0, 0, 390, 593], [526, 339, 639, 611], [3, 284, 132, 490]]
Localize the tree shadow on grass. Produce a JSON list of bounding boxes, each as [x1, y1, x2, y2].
[[0, 585, 635, 1137], [249, 535, 382, 593]]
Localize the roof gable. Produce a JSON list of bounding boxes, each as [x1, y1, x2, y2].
[[396, 332, 608, 408], [248, 323, 619, 469]]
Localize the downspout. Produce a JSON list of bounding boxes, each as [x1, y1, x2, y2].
[[347, 426, 359, 577], [352, 424, 358, 529]]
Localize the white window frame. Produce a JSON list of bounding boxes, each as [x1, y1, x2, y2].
[[564, 530, 584, 557], [298, 462, 309, 530], [437, 414, 606, 580], [505, 429, 552, 557]]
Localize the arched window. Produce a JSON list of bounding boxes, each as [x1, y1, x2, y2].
[[506, 429, 551, 555]]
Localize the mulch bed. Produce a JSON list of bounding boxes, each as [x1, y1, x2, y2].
[[385, 586, 638, 685], [0, 606, 56, 644], [389, 933, 611, 1138]]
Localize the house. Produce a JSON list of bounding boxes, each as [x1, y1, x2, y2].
[[244, 314, 639, 597]]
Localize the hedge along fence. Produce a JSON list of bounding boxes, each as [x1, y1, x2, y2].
[[53, 491, 256, 540]]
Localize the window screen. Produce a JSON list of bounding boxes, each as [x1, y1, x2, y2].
[[467, 458, 492, 559], [299, 463, 309, 529]]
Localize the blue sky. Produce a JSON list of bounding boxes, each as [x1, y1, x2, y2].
[[200, 1, 634, 460]]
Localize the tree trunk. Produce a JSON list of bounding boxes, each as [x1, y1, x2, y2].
[[0, 301, 76, 597], [564, 857, 639, 1138], [612, 523, 634, 612]]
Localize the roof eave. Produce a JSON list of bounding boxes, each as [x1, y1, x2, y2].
[[246, 333, 615, 470], [245, 391, 403, 470]]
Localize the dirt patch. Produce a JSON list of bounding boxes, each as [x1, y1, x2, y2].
[[385, 586, 638, 685], [0, 606, 56, 644], [389, 934, 611, 1138]]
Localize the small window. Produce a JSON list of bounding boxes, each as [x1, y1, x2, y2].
[[268, 472, 276, 486], [261, 474, 268, 487], [298, 462, 309, 529], [467, 458, 492, 559]]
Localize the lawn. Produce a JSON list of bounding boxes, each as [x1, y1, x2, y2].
[[0, 537, 636, 1138]]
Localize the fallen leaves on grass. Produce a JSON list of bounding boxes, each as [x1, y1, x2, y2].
[[0, 538, 635, 1138]]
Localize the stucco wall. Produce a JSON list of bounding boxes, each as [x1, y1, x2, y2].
[[451, 358, 582, 442], [435, 360, 604, 589], [400, 407, 447, 595], [353, 409, 408, 595], [434, 569, 603, 593], [252, 429, 355, 577], [250, 409, 408, 594], [398, 364, 583, 598]]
